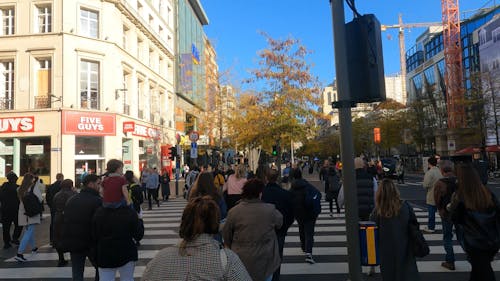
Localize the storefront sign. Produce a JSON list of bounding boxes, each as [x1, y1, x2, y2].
[[26, 145, 44, 155], [62, 111, 115, 136], [123, 121, 135, 133], [132, 124, 161, 139], [0, 117, 34, 133], [0, 146, 13, 155]]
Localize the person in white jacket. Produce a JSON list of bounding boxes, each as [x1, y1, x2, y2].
[[15, 173, 43, 262]]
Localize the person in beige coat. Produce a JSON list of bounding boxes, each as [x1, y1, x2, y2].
[[15, 173, 43, 262], [422, 156, 442, 233], [222, 178, 283, 281]]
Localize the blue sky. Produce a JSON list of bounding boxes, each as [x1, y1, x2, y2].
[[203, 0, 494, 89]]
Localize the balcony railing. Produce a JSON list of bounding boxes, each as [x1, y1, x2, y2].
[[0, 98, 13, 110], [35, 96, 51, 109]]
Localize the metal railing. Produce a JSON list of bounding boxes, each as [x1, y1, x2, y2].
[[34, 96, 51, 109], [0, 98, 13, 110]]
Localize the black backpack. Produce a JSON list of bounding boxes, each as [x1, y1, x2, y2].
[[23, 185, 43, 217]]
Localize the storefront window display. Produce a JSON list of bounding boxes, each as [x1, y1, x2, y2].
[[75, 136, 104, 187], [0, 137, 51, 178]]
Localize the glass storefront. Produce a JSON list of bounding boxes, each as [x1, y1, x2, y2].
[[0, 137, 50, 178], [74, 136, 104, 187]]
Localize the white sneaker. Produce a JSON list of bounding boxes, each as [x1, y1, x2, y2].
[[305, 253, 315, 264], [422, 228, 435, 234]]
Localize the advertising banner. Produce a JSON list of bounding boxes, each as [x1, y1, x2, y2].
[[62, 111, 116, 136]]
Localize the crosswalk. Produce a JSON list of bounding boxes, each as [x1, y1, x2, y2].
[[0, 198, 499, 280]]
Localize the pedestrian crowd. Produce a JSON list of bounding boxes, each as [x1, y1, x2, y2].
[[1, 155, 500, 281]]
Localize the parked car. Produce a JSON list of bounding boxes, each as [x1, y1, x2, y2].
[[380, 158, 397, 178]]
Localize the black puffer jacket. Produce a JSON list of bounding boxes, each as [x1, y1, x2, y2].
[[290, 179, 316, 221], [92, 206, 144, 268], [356, 169, 375, 220], [0, 181, 20, 216], [60, 188, 102, 253]]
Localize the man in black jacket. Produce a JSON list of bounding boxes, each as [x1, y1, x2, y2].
[[46, 173, 64, 246], [354, 157, 376, 221], [290, 168, 320, 264], [61, 174, 102, 281], [0, 172, 22, 249], [262, 168, 294, 281]]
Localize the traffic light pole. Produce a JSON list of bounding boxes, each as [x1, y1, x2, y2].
[[330, 1, 362, 281]]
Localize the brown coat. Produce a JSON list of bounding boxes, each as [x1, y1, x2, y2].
[[222, 199, 283, 281]]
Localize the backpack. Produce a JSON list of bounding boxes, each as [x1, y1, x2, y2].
[[305, 184, 322, 217], [23, 185, 42, 217]]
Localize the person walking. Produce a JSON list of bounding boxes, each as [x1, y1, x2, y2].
[[325, 162, 341, 217], [92, 178, 144, 281], [159, 169, 171, 201], [142, 196, 251, 281], [354, 157, 377, 221], [433, 160, 458, 270], [396, 160, 405, 184], [370, 179, 420, 281], [0, 172, 22, 249], [448, 163, 500, 281], [223, 179, 282, 281], [140, 168, 150, 200], [124, 171, 143, 216], [52, 179, 77, 267], [223, 165, 247, 210], [146, 167, 160, 209], [290, 168, 320, 264], [60, 174, 102, 281], [46, 173, 64, 247], [422, 156, 442, 233], [15, 173, 43, 262], [262, 168, 294, 281]]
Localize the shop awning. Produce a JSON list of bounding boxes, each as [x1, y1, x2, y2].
[[486, 145, 500, 153], [455, 146, 482, 155]]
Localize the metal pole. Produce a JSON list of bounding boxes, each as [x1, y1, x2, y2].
[[330, 1, 362, 280]]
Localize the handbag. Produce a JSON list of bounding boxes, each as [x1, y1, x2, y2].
[[406, 202, 430, 258]]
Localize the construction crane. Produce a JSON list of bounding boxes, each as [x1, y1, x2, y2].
[[441, 0, 464, 129], [381, 14, 441, 105]]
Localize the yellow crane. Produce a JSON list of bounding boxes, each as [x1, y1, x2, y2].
[[381, 14, 440, 105]]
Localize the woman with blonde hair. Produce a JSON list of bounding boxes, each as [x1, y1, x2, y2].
[[223, 165, 247, 210], [142, 196, 251, 281], [448, 162, 499, 281], [15, 173, 43, 262], [370, 178, 420, 281]]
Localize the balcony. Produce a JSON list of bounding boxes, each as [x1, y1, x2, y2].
[[0, 98, 13, 110], [35, 96, 51, 109]]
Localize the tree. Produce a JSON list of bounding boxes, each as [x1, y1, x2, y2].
[[230, 33, 322, 170]]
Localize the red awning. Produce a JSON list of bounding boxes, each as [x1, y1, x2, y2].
[[486, 145, 500, 153], [455, 146, 482, 155]]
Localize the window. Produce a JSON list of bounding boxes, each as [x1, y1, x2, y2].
[[35, 58, 52, 109], [122, 25, 129, 49], [137, 38, 143, 60], [80, 60, 99, 109], [35, 5, 51, 33], [423, 67, 435, 85], [80, 8, 98, 38], [149, 48, 154, 68], [0, 60, 14, 110], [0, 7, 15, 35]]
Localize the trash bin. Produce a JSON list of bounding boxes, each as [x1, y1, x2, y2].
[[359, 221, 379, 266]]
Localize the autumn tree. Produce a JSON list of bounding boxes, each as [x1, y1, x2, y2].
[[231, 33, 322, 170]]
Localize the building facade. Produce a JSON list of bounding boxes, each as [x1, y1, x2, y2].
[[406, 6, 499, 154], [0, 0, 176, 184]]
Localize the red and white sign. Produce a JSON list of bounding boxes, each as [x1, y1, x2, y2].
[[189, 131, 200, 142], [0, 117, 34, 133], [129, 123, 161, 139], [123, 121, 135, 133], [62, 111, 116, 136]]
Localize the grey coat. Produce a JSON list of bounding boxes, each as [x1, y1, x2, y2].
[[222, 199, 283, 281], [371, 201, 420, 281]]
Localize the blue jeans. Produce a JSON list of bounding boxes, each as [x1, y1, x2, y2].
[[99, 261, 135, 281], [442, 218, 455, 263], [18, 224, 36, 253], [427, 204, 436, 230]]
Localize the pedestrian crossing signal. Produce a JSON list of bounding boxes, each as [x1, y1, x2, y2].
[[169, 146, 177, 160], [272, 145, 278, 156]]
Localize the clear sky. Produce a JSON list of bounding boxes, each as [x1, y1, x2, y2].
[[203, 0, 495, 89]]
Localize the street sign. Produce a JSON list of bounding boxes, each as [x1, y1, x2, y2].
[[189, 131, 200, 142], [190, 147, 198, 158], [191, 142, 198, 149]]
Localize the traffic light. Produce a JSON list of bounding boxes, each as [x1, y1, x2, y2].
[[272, 145, 278, 156], [168, 145, 177, 160]]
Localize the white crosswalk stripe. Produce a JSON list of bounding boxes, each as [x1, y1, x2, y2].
[[0, 198, 498, 280]]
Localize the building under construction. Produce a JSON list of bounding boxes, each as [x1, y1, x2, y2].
[[405, 5, 500, 157]]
